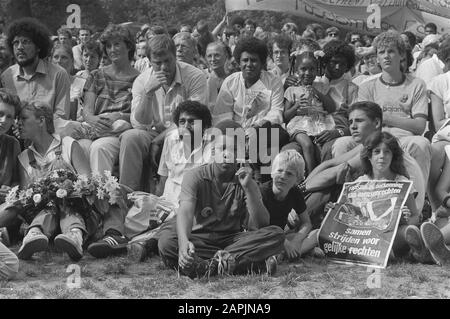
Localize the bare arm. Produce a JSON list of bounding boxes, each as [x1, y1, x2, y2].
[[430, 92, 447, 130], [177, 199, 196, 268], [384, 114, 426, 135]]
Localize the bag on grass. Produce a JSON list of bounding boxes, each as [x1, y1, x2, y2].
[[124, 192, 175, 238]]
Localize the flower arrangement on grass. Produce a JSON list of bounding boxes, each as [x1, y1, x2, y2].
[[5, 170, 129, 223]]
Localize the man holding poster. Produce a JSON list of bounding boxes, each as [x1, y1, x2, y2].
[[318, 131, 419, 268]]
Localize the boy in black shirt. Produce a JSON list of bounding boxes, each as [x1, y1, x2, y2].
[[260, 150, 312, 260]]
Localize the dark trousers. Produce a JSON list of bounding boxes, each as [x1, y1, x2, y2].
[[158, 221, 285, 273]]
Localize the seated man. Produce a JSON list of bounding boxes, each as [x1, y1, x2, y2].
[[157, 121, 285, 278], [261, 150, 312, 260], [301, 101, 426, 228], [126, 101, 213, 262]]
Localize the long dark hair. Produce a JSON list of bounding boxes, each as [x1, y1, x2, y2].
[[360, 131, 408, 178]]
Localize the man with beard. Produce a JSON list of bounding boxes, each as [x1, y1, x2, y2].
[[1, 18, 70, 129]]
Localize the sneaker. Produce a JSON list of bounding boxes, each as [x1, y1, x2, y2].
[[0, 227, 10, 247], [17, 228, 48, 260], [54, 229, 83, 262], [405, 225, 433, 264], [265, 255, 277, 276], [127, 239, 158, 263], [421, 222, 450, 266], [87, 234, 128, 258]]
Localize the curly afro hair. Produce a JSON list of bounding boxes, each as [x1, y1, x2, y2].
[[172, 100, 212, 131], [6, 17, 52, 59], [233, 37, 268, 68], [322, 39, 356, 71]]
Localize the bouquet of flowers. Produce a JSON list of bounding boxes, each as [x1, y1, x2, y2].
[[5, 170, 130, 223]]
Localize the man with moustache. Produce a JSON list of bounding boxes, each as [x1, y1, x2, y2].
[[120, 34, 207, 191], [1, 18, 71, 129]]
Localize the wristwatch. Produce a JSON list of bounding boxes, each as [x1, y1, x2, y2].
[[337, 128, 345, 137]]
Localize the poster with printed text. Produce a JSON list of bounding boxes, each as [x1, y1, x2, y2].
[[318, 180, 412, 269]]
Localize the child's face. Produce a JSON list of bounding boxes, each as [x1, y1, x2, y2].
[[294, 57, 317, 85], [271, 162, 301, 196], [369, 142, 393, 175]]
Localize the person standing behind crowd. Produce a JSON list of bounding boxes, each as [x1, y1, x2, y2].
[[173, 32, 197, 67], [122, 34, 207, 191], [72, 25, 92, 71], [57, 27, 73, 47], [1, 17, 71, 133]]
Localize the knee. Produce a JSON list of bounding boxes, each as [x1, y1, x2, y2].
[[157, 230, 175, 257]]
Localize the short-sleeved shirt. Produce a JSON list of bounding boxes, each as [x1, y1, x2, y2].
[[178, 164, 247, 233], [84, 67, 139, 115], [259, 181, 306, 229], [358, 74, 428, 138], [429, 71, 450, 119], [316, 75, 358, 110], [212, 71, 284, 130], [130, 61, 207, 132], [158, 129, 212, 207], [18, 134, 75, 186], [0, 135, 20, 187], [1, 59, 70, 121]]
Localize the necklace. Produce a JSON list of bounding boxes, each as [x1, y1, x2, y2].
[[379, 74, 405, 87]]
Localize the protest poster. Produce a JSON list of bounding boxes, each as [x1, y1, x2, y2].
[[318, 180, 412, 269]]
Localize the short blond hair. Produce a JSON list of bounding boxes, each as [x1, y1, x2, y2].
[[271, 150, 305, 181]]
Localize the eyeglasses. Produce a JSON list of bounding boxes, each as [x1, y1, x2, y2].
[[12, 38, 33, 47], [328, 33, 338, 37]]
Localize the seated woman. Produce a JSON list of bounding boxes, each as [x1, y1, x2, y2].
[[15, 102, 91, 261], [301, 131, 420, 258]]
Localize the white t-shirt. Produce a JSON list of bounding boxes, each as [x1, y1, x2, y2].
[[429, 71, 450, 119], [358, 74, 428, 138]]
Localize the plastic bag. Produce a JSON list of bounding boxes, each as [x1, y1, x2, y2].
[[124, 192, 175, 239]]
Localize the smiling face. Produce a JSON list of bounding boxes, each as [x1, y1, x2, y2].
[[0, 102, 15, 135], [240, 51, 263, 86], [105, 37, 130, 63], [369, 142, 393, 176], [12, 35, 39, 67], [377, 42, 403, 73], [294, 56, 317, 86], [349, 109, 380, 144], [206, 44, 227, 72]]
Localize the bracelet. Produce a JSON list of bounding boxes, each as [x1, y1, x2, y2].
[[298, 181, 307, 193], [442, 195, 450, 209]]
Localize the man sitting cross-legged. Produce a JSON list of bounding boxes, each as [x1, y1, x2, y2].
[[157, 120, 285, 278]]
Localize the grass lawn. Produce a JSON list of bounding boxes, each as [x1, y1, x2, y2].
[[1, 244, 450, 299]]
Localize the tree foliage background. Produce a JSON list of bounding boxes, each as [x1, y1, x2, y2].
[[0, 0, 326, 34]]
